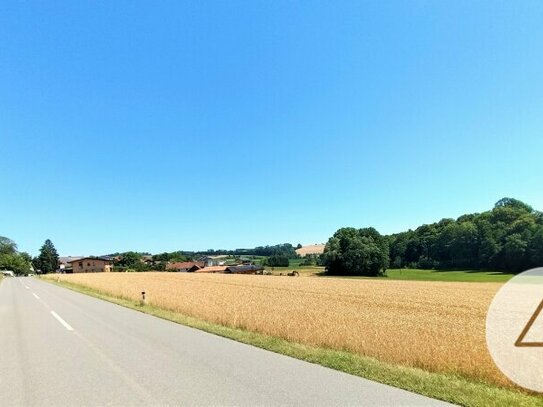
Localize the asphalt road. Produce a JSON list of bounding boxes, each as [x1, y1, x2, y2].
[[0, 277, 450, 406]]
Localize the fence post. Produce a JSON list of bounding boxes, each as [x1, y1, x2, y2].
[[141, 291, 146, 306]]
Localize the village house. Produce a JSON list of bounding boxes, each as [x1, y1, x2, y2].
[[68, 257, 113, 273], [58, 256, 83, 273], [141, 255, 154, 264], [166, 261, 205, 272], [198, 255, 229, 267]]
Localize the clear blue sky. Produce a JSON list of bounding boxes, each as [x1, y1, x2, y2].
[[2, 1, 542, 256]]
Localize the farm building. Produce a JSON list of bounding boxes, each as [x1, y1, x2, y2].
[[68, 257, 113, 273], [196, 265, 228, 273], [198, 255, 228, 267], [238, 257, 256, 265], [167, 261, 205, 272], [225, 265, 264, 274]]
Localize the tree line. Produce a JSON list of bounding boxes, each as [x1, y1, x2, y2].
[[176, 243, 299, 258], [111, 246, 298, 271], [0, 237, 59, 275], [388, 198, 543, 272], [139, 244, 299, 270], [322, 198, 543, 276], [9, 198, 538, 278]]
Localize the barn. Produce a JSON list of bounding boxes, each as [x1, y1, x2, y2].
[[225, 265, 264, 274]]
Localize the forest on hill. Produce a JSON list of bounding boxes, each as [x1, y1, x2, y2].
[[388, 198, 543, 272], [323, 198, 543, 276]]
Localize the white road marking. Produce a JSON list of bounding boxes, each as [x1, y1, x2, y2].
[[24, 285, 30, 289], [32, 293, 40, 300], [50, 311, 74, 331]]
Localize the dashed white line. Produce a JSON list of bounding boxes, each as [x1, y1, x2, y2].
[[24, 285, 30, 289], [50, 311, 74, 331], [32, 293, 40, 300]]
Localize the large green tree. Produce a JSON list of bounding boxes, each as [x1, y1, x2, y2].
[[322, 227, 389, 276], [267, 255, 290, 267], [0, 236, 17, 255], [115, 251, 155, 271], [36, 239, 59, 274], [0, 236, 32, 275], [117, 251, 142, 267]]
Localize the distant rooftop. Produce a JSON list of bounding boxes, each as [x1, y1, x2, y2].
[[67, 256, 113, 263], [58, 256, 83, 265]]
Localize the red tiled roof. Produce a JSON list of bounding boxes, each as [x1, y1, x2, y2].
[[196, 266, 228, 273], [167, 261, 204, 270]]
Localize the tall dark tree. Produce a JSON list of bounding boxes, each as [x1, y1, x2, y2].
[[36, 239, 59, 274], [529, 228, 543, 266]]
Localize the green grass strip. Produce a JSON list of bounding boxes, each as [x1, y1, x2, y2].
[[43, 278, 543, 407]]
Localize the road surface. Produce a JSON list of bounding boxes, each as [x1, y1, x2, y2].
[[0, 277, 450, 406]]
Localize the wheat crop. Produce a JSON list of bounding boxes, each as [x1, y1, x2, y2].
[[45, 272, 504, 385]]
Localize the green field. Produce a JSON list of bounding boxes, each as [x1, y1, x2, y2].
[[271, 263, 515, 283], [269, 257, 324, 275], [320, 268, 515, 283], [270, 257, 320, 270], [382, 268, 515, 283], [220, 256, 515, 283]]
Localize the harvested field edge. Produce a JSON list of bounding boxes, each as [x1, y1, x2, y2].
[[41, 278, 543, 407]]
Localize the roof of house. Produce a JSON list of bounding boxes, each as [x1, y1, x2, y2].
[[59, 256, 83, 265], [167, 261, 204, 269], [225, 265, 264, 273], [68, 256, 113, 263], [196, 266, 228, 273]]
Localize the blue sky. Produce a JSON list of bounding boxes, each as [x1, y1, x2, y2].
[[1, 1, 542, 255]]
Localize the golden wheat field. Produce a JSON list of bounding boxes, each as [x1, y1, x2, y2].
[[45, 272, 506, 386]]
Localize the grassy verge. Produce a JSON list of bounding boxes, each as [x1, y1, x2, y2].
[[43, 278, 542, 407]]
